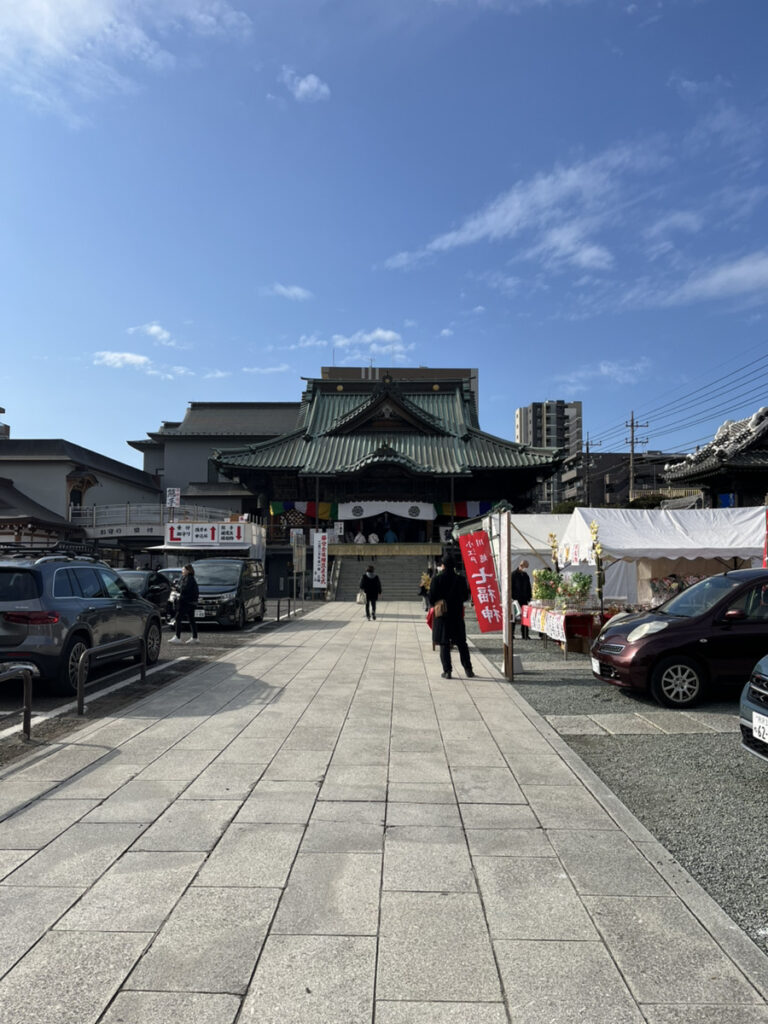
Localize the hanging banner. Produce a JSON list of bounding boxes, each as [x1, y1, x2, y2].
[[458, 531, 503, 633], [337, 501, 437, 521], [764, 508, 768, 568], [498, 511, 510, 646], [312, 530, 329, 588]]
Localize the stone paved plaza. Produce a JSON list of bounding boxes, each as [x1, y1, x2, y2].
[[1, 601, 768, 1023]]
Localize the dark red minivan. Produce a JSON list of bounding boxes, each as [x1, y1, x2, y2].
[[591, 568, 768, 708]]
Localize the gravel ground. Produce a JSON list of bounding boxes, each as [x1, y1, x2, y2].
[[465, 616, 768, 957]]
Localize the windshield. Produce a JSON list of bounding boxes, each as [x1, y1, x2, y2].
[[118, 571, 146, 587], [0, 569, 41, 601], [660, 574, 743, 618], [193, 562, 241, 586]]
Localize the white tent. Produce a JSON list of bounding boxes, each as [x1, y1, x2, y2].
[[482, 513, 572, 568], [558, 506, 766, 606]]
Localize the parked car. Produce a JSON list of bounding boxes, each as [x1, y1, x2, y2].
[[591, 568, 768, 708], [187, 558, 266, 629], [117, 569, 172, 618], [740, 654, 768, 763], [0, 552, 163, 693]]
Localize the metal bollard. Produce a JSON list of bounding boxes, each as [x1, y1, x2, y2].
[[22, 669, 33, 740], [276, 599, 281, 622]]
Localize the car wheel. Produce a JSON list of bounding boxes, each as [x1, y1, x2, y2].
[[254, 597, 265, 622], [141, 620, 162, 666], [234, 603, 246, 630], [650, 656, 705, 708], [56, 635, 90, 693]]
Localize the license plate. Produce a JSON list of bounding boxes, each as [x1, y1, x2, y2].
[[194, 609, 206, 619], [753, 710, 768, 743], [591, 657, 600, 676]]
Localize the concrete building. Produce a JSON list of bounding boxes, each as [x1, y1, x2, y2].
[[515, 400, 582, 510]]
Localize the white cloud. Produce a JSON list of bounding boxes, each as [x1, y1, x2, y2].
[[242, 363, 291, 374], [127, 320, 178, 346], [203, 369, 231, 379], [668, 74, 731, 100], [0, 0, 251, 121], [263, 282, 314, 301], [329, 326, 414, 365], [555, 357, 651, 392], [526, 219, 614, 270], [440, 328, 454, 337], [665, 251, 768, 306], [332, 327, 403, 349], [472, 305, 485, 314], [94, 351, 151, 370], [644, 210, 704, 240], [279, 66, 330, 103]]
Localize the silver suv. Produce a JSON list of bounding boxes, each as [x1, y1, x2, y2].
[[0, 552, 163, 693]]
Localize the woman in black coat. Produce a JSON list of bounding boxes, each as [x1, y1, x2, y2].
[[428, 556, 474, 679], [510, 559, 532, 638], [169, 564, 200, 643], [359, 565, 382, 620]]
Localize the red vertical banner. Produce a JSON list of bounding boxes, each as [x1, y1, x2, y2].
[[459, 531, 503, 633]]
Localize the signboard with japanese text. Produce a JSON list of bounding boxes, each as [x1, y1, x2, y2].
[[165, 522, 246, 546], [458, 530, 503, 633], [166, 488, 181, 508], [312, 530, 329, 588]]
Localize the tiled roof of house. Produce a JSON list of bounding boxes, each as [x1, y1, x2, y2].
[[665, 406, 768, 480]]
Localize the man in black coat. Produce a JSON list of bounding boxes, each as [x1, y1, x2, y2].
[[359, 565, 382, 620], [428, 556, 474, 679], [511, 559, 532, 638]]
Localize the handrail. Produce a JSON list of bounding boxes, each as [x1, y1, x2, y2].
[[69, 504, 235, 527], [76, 637, 146, 715], [0, 662, 39, 740]]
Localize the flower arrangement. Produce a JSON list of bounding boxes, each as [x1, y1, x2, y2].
[[532, 567, 560, 603], [556, 572, 593, 609]]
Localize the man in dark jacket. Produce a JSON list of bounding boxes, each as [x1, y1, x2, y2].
[[511, 559, 532, 638], [359, 565, 382, 620], [428, 555, 474, 679], [169, 564, 200, 644]]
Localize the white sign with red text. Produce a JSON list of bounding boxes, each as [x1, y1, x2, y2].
[[165, 522, 247, 546]]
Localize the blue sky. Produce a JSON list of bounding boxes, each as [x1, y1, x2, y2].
[[1, 0, 767, 469]]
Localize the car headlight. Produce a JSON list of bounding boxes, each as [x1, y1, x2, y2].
[[218, 591, 238, 602], [627, 621, 669, 643]]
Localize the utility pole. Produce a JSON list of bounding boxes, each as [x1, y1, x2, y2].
[[583, 433, 602, 506], [625, 411, 648, 503]]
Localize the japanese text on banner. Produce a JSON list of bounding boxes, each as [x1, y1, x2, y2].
[[458, 531, 503, 633]]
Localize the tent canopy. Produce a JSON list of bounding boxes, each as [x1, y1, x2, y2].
[[559, 506, 765, 563]]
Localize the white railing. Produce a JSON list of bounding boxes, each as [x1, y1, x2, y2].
[[69, 504, 235, 527]]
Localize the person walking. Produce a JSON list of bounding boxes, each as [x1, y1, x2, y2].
[[168, 564, 200, 644], [428, 555, 474, 679], [359, 564, 382, 620], [511, 559, 532, 639]]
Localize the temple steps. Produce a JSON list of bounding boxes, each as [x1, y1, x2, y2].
[[335, 553, 430, 602]]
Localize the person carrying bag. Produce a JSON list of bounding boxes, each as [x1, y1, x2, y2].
[[359, 564, 382, 620], [428, 555, 474, 679]]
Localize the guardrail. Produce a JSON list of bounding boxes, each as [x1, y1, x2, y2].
[[69, 504, 235, 527], [75, 638, 146, 715], [0, 663, 39, 740]]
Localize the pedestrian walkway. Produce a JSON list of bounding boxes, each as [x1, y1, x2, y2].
[[1, 601, 768, 1024]]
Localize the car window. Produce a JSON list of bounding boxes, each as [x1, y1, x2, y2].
[[0, 569, 41, 601], [193, 562, 241, 586], [661, 574, 744, 617], [728, 583, 768, 622], [73, 567, 105, 598], [97, 568, 130, 599], [52, 568, 78, 598]]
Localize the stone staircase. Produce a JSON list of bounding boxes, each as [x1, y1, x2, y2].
[[335, 554, 429, 602]]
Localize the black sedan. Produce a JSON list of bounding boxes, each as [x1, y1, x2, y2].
[[117, 570, 173, 618]]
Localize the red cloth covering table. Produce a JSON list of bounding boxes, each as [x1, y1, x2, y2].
[[521, 606, 597, 657]]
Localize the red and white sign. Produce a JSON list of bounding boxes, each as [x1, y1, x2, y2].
[[313, 531, 329, 588], [165, 522, 246, 545], [459, 531, 503, 633]]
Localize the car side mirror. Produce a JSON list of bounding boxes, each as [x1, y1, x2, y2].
[[723, 608, 747, 621]]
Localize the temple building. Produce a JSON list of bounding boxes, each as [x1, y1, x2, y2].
[[213, 367, 562, 555]]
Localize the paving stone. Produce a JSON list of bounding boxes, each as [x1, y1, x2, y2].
[[235, 780, 319, 824], [282, 726, 341, 750], [179, 761, 267, 800], [376, 1003, 507, 1023], [504, 754, 579, 786], [389, 752, 452, 784], [217, 736, 284, 762], [262, 749, 331, 780], [494, 939, 644, 1023], [0, 798, 98, 849], [0, 886, 81, 977], [301, 819, 384, 853], [585, 895, 764, 1004], [474, 856, 597, 940], [386, 802, 462, 827], [383, 825, 475, 892], [131, 799, 240, 851], [387, 782, 456, 803], [0, 930, 149, 1024], [312, 800, 386, 824], [10, 746, 107, 781], [377, 892, 501, 1001], [320, 764, 388, 801], [465, 828, 555, 859], [548, 829, 671, 896], [126, 886, 280, 994], [3, 823, 145, 887], [0, 778, 57, 819], [460, 804, 538, 829], [273, 851, 381, 934], [0, 850, 33, 881], [194, 822, 304, 888], [239, 934, 375, 1024], [55, 851, 204, 932], [523, 785, 616, 830], [100, 992, 241, 1024], [48, 762, 142, 800], [135, 747, 219, 781], [684, 712, 740, 733], [82, 780, 186, 823], [589, 713, 665, 735], [451, 766, 525, 804], [635, 711, 719, 734], [442, 741, 507, 768], [641, 1008, 768, 1024], [546, 715, 609, 735]]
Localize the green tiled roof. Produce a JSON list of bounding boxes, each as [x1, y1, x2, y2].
[[214, 379, 559, 477]]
